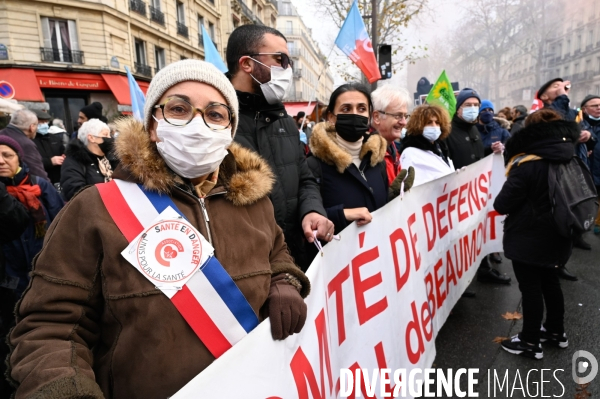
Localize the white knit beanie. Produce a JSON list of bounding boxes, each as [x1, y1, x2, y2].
[[144, 59, 239, 136]]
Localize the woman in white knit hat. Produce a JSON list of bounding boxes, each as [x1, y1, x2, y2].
[[8, 60, 310, 399]]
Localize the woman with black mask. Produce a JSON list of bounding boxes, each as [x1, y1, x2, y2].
[[60, 118, 118, 201], [307, 83, 412, 234]]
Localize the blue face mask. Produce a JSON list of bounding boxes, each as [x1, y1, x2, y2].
[[423, 126, 441, 142], [479, 112, 494, 124], [37, 123, 49, 135], [461, 106, 479, 123]]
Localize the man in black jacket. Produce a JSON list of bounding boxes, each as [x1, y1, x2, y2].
[[227, 25, 333, 270], [33, 109, 65, 185], [445, 88, 511, 286], [0, 109, 49, 181], [510, 105, 527, 134]]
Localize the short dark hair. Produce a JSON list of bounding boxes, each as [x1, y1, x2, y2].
[[525, 108, 562, 126], [326, 83, 373, 117], [514, 105, 527, 117], [226, 25, 287, 77]]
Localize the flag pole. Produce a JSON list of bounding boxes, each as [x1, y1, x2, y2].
[[371, 0, 378, 91]]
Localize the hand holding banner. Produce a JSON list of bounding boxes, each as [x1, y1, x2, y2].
[[173, 154, 507, 398]]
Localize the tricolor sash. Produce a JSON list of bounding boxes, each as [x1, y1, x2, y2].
[[97, 179, 259, 358]]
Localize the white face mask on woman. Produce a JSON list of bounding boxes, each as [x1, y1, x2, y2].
[[423, 126, 441, 142], [250, 58, 293, 105], [153, 116, 232, 178]]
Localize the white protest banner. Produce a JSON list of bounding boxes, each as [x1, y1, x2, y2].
[[173, 154, 507, 398]]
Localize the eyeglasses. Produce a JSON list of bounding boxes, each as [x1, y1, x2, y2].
[[0, 151, 17, 161], [378, 110, 410, 121], [246, 52, 293, 69], [154, 97, 232, 130], [584, 104, 600, 109]]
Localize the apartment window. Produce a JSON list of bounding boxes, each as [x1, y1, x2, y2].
[[40, 17, 83, 64], [134, 39, 151, 76], [198, 15, 205, 46], [286, 21, 293, 35], [150, 0, 165, 24], [176, 2, 188, 37], [590, 30, 595, 47], [257, 5, 262, 19], [252, 1, 257, 15], [577, 35, 582, 51], [208, 22, 215, 40], [566, 40, 571, 55], [154, 46, 166, 73], [574, 63, 579, 74]]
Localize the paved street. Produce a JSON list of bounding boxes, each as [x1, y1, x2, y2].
[[433, 232, 600, 399]]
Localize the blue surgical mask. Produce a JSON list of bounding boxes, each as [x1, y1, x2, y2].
[[588, 114, 600, 121], [400, 128, 407, 140], [461, 107, 479, 123], [423, 126, 441, 142], [37, 123, 49, 135]]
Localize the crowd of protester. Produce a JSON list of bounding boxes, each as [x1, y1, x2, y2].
[[0, 23, 598, 397]]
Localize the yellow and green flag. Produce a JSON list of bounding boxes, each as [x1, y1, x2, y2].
[[425, 70, 457, 117]]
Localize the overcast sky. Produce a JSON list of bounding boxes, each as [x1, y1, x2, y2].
[[289, 0, 465, 88]]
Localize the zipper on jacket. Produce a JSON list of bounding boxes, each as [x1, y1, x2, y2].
[[174, 186, 226, 246]]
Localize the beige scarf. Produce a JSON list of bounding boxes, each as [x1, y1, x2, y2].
[[98, 156, 113, 183], [194, 167, 219, 198]]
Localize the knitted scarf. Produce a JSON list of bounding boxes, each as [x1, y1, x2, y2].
[[6, 174, 47, 238]]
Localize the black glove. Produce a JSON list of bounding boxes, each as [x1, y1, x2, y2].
[[388, 166, 415, 201], [267, 274, 307, 340]]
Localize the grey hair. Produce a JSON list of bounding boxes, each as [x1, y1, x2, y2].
[[10, 109, 37, 130], [371, 85, 411, 114], [52, 118, 65, 129], [78, 118, 109, 146]]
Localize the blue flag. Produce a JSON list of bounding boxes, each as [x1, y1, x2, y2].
[[202, 25, 227, 73], [334, 0, 381, 83], [125, 66, 146, 122]]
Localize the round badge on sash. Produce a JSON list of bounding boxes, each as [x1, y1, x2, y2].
[[136, 219, 203, 283]]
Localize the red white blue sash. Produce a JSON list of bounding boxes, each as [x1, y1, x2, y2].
[[97, 179, 259, 358]]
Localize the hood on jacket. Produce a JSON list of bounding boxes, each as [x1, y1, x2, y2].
[[504, 119, 579, 163], [494, 117, 511, 130], [113, 118, 274, 206], [309, 122, 387, 174], [66, 137, 96, 165]]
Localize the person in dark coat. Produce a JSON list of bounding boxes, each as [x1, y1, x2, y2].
[[307, 83, 388, 234], [477, 100, 511, 156], [445, 88, 486, 169], [72, 101, 106, 140], [579, 94, 600, 234], [226, 24, 333, 270], [61, 118, 117, 201], [510, 105, 527, 134], [33, 110, 65, 185], [445, 88, 510, 285], [494, 109, 579, 360], [538, 78, 592, 252], [0, 178, 30, 397], [0, 136, 63, 297], [0, 109, 49, 181]]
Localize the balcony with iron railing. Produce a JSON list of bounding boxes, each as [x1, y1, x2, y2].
[[149, 6, 165, 25], [129, 0, 147, 16], [237, 0, 255, 21], [135, 62, 152, 77], [40, 47, 84, 64], [177, 22, 189, 38]]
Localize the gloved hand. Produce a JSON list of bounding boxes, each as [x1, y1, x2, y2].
[[267, 274, 307, 340], [388, 166, 415, 201]]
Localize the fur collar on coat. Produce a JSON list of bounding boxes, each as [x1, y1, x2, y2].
[[308, 122, 387, 174], [113, 118, 274, 206]]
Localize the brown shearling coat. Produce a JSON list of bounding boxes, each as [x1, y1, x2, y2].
[[8, 118, 309, 399]]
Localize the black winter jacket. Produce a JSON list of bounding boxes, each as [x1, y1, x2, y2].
[[60, 139, 118, 201], [494, 120, 579, 267], [34, 132, 65, 184], [306, 123, 388, 234], [233, 91, 326, 268], [510, 115, 526, 134], [445, 115, 485, 169], [0, 181, 29, 284]]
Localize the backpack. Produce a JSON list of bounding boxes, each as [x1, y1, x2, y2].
[[548, 156, 599, 238]]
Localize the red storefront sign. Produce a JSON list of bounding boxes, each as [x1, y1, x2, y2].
[[36, 71, 110, 91]]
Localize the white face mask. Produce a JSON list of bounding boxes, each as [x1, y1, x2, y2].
[[423, 126, 441, 142], [154, 116, 232, 179], [250, 58, 293, 105], [461, 106, 479, 123], [400, 128, 407, 140]]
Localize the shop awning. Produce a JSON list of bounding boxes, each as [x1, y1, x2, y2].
[[102, 74, 149, 106], [283, 102, 317, 118], [0, 68, 45, 101]]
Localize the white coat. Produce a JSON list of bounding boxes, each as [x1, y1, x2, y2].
[[400, 147, 455, 187]]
